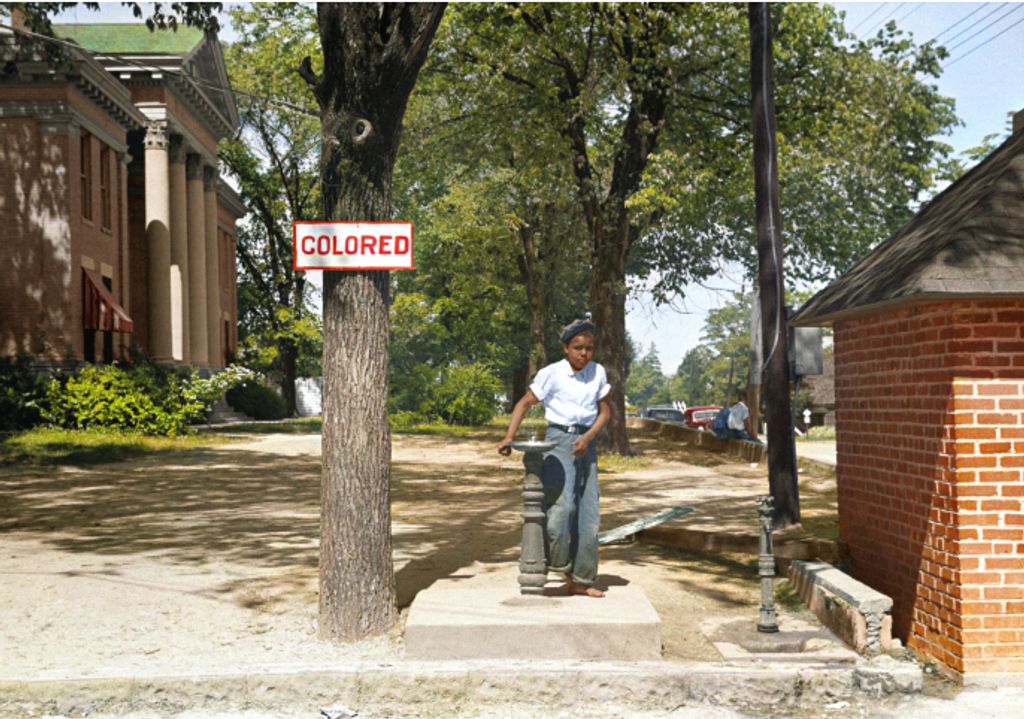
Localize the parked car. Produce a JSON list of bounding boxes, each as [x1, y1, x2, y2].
[[642, 405, 686, 423], [683, 405, 722, 430]]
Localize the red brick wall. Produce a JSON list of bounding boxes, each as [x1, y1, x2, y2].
[[835, 299, 1024, 677], [0, 115, 73, 362], [0, 84, 132, 365]]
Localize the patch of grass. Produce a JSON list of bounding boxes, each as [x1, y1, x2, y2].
[[0, 427, 224, 466], [601, 452, 652, 473], [774, 579, 803, 609], [393, 415, 547, 439], [204, 417, 323, 435], [798, 426, 836, 442]]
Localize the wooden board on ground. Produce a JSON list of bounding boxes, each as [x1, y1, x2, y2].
[[598, 507, 694, 545]]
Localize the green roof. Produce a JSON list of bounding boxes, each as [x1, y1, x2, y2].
[[53, 23, 204, 55]]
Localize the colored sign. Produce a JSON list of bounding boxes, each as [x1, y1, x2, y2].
[[293, 222, 414, 270]]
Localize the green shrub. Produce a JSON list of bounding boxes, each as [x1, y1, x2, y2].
[[389, 410, 432, 430], [0, 355, 48, 432], [430, 363, 502, 426], [226, 380, 288, 420], [41, 364, 191, 436], [38, 360, 253, 437]]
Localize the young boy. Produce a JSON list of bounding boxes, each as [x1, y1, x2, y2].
[[498, 318, 612, 597]]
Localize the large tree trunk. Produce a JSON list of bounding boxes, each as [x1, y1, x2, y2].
[[304, 2, 444, 643], [749, 3, 800, 529], [589, 207, 632, 455]]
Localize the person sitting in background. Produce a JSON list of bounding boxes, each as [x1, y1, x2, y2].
[[710, 404, 731, 439], [727, 397, 755, 441], [712, 394, 760, 442]]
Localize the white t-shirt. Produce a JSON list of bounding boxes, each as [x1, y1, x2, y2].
[[728, 401, 749, 431], [530, 359, 611, 426]]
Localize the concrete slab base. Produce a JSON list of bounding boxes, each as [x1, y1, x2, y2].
[[404, 565, 662, 660], [0, 661, 862, 719]]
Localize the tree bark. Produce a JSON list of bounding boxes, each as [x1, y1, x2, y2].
[[588, 208, 633, 454], [749, 3, 800, 529], [519, 225, 547, 379], [306, 2, 445, 643]]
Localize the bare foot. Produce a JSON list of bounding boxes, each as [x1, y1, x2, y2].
[[569, 581, 605, 598]]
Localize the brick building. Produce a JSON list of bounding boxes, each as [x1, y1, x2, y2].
[[792, 111, 1024, 681], [0, 23, 245, 368]]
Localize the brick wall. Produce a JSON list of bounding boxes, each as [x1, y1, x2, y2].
[[835, 299, 1024, 677], [0, 116, 73, 362]]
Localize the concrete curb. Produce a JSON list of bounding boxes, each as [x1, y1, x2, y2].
[[639, 525, 841, 565], [0, 658, 917, 718], [628, 418, 767, 462]]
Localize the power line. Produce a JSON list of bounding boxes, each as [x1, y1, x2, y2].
[[943, 3, 1009, 46], [947, 4, 1023, 53], [930, 4, 985, 42], [850, 3, 888, 34], [947, 12, 1024, 67], [894, 3, 925, 27], [0, 21, 319, 118]]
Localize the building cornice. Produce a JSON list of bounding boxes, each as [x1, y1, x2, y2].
[[218, 183, 247, 220], [0, 99, 130, 153]]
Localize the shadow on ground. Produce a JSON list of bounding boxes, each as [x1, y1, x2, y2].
[[0, 428, 834, 660]]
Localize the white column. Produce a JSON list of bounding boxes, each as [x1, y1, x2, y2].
[[186, 153, 209, 365], [168, 135, 189, 363], [203, 166, 223, 367], [143, 121, 173, 362]]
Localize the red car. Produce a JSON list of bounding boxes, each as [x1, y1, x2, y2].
[[684, 405, 722, 430]]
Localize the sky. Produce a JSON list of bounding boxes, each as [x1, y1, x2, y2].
[[48, 2, 1024, 373]]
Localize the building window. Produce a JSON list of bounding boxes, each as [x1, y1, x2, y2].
[[99, 146, 111, 230], [80, 133, 93, 221]]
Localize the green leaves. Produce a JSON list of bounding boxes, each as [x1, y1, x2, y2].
[[221, 4, 324, 402], [38, 361, 248, 437]]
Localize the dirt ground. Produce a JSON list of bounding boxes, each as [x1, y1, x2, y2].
[[0, 427, 837, 681]]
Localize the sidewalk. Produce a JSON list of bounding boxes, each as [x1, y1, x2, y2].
[[0, 428, 928, 717], [796, 440, 837, 466]]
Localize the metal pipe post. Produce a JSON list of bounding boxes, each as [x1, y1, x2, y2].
[[757, 495, 779, 632]]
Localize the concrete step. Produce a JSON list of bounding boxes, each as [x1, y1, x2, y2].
[[207, 397, 251, 424], [0, 659, 872, 719]]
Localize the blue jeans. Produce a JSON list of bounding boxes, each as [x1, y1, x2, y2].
[[541, 425, 600, 585]]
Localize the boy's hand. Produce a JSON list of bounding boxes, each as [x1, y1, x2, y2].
[[498, 441, 512, 457], [571, 436, 590, 456]]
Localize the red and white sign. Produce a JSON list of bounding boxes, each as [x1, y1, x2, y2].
[[293, 222, 414, 271]]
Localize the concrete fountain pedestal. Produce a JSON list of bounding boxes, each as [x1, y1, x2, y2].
[[403, 563, 663, 661]]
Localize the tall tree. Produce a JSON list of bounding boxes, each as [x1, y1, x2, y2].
[[625, 343, 668, 408], [299, 3, 445, 643], [221, 3, 323, 415], [421, 3, 957, 456], [394, 38, 591, 403]]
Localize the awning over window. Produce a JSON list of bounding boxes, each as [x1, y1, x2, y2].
[[83, 270, 133, 333]]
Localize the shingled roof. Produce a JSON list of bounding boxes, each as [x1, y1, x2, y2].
[[792, 125, 1024, 326], [52, 23, 203, 55]]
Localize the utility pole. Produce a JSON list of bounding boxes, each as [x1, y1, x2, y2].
[[748, 2, 800, 529]]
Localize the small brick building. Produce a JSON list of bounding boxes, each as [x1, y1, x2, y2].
[[0, 23, 245, 368], [792, 113, 1024, 681]]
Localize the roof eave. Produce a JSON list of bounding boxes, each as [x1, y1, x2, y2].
[[791, 289, 1024, 327]]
